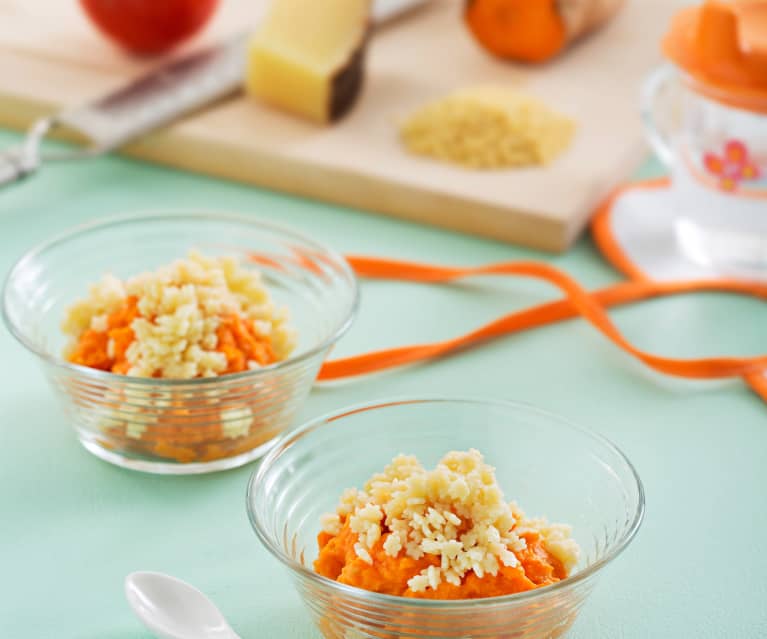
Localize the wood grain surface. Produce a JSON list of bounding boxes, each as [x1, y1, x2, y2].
[[0, 0, 684, 251]]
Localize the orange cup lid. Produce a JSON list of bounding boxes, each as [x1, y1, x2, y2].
[[663, 1, 767, 113]]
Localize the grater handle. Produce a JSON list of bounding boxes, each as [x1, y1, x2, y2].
[[56, 34, 248, 154]]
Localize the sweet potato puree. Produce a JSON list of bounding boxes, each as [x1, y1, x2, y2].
[[316, 522, 566, 599], [314, 450, 579, 600], [61, 252, 298, 463]]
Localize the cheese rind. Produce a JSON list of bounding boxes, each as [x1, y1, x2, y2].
[[246, 0, 371, 123]]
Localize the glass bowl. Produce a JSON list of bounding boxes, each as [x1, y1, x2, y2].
[[247, 398, 644, 639], [2, 211, 358, 474]]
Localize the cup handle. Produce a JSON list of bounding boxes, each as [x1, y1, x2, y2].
[[640, 65, 676, 167]]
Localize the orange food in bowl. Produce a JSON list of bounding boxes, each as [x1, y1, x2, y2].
[[68, 295, 140, 373], [67, 297, 278, 375], [216, 314, 277, 373], [316, 521, 566, 599], [314, 450, 579, 600], [61, 251, 298, 463]]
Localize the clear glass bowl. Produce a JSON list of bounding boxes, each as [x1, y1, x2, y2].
[[247, 398, 644, 639], [2, 211, 358, 474]]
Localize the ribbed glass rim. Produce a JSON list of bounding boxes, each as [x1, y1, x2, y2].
[[247, 396, 646, 611], [1, 210, 360, 387]]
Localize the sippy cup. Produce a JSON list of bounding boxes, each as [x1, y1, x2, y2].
[[641, 0, 767, 277]]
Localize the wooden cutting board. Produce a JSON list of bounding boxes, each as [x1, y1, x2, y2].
[[0, 0, 681, 251]]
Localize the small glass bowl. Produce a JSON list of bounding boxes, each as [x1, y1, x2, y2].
[[247, 398, 644, 639], [2, 211, 358, 474]]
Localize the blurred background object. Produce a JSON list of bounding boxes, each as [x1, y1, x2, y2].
[[0, 0, 689, 252], [79, 0, 221, 55], [464, 0, 626, 63], [245, 0, 371, 123], [620, 0, 767, 280]]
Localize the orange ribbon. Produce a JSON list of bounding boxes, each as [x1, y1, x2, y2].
[[318, 258, 767, 400], [314, 179, 767, 403]]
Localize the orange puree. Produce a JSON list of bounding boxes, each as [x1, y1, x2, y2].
[[67, 299, 281, 464], [67, 296, 140, 373], [315, 521, 566, 600], [216, 314, 276, 373]]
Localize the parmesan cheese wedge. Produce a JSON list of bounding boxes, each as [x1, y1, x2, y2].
[[246, 0, 372, 124]]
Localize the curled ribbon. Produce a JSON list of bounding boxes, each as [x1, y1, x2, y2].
[[316, 179, 767, 403]]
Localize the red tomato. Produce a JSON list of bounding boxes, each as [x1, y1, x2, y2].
[[79, 0, 221, 55]]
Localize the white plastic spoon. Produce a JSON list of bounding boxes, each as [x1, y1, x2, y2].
[[125, 571, 241, 639]]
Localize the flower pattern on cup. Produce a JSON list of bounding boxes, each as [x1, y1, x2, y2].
[[703, 140, 761, 192]]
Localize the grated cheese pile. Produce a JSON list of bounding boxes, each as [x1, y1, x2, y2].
[[400, 86, 575, 169], [320, 449, 579, 593], [62, 250, 297, 379]]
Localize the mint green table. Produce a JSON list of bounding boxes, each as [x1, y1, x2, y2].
[[1, 128, 765, 639]]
